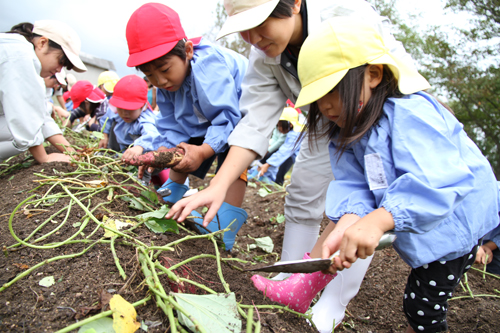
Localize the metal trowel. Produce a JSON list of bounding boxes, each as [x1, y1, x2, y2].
[[246, 231, 396, 273]]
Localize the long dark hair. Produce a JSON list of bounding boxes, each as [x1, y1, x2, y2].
[[303, 64, 403, 159], [6, 22, 74, 70]]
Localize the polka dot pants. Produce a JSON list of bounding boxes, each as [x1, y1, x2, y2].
[[403, 245, 477, 333]]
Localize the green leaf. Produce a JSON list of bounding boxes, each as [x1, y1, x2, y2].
[[92, 132, 104, 140], [8, 175, 14, 181], [39, 276, 55, 287], [276, 214, 285, 224], [140, 190, 159, 205], [73, 222, 82, 228], [172, 293, 241, 333], [201, 207, 208, 214], [78, 317, 115, 333], [258, 188, 270, 198], [121, 196, 145, 211], [247, 182, 257, 188], [135, 206, 179, 234], [250, 236, 274, 253]]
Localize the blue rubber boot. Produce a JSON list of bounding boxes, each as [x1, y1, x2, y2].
[[157, 179, 189, 204], [190, 202, 248, 251]]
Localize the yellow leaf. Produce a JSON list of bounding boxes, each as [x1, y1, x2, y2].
[[110, 295, 140, 333], [102, 216, 118, 238], [102, 216, 137, 238]]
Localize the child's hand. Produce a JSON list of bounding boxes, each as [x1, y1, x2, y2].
[[122, 146, 144, 161], [172, 142, 214, 174], [331, 208, 394, 271], [258, 163, 270, 177], [475, 245, 493, 265], [98, 133, 109, 149], [321, 214, 361, 274]]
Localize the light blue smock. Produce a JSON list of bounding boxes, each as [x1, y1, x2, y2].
[[150, 38, 248, 153], [326, 91, 499, 268], [264, 130, 302, 181], [103, 108, 158, 152]]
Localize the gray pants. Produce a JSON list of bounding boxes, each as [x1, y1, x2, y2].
[[285, 117, 334, 226]]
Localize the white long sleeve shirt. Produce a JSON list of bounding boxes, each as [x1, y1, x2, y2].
[[0, 33, 48, 160], [228, 0, 414, 158]]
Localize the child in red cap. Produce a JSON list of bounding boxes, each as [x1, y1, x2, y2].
[[65, 80, 108, 131], [98, 75, 168, 186], [125, 3, 248, 250]]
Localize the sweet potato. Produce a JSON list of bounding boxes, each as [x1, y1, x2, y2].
[[122, 148, 185, 168]]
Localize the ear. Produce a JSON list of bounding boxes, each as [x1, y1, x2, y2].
[[33, 36, 49, 51], [292, 0, 302, 15], [185, 40, 194, 61], [367, 64, 383, 89]]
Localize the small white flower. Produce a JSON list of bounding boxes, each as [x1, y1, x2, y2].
[[429, 280, 437, 286]]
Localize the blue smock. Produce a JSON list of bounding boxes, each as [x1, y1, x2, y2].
[[150, 38, 248, 153], [264, 130, 302, 181], [103, 108, 158, 151], [326, 91, 499, 268]]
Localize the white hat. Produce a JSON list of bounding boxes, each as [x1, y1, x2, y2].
[[55, 68, 67, 85], [216, 0, 279, 40], [33, 20, 87, 73]]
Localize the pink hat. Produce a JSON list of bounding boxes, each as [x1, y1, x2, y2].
[[126, 3, 186, 67], [70, 81, 105, 108], [110, 75, 148, 110]]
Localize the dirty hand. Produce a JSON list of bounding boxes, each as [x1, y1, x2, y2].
[[122, 146, 144, 162], [172, 142, 214, 174]]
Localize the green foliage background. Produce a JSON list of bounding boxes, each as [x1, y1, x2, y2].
[[369, 0, 500, 176]]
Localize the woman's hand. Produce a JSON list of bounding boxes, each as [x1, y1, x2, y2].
[[45, 153, 72, 163], [166, 182, 227, 227]]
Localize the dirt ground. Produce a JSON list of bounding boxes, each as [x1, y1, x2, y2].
[[0, 147, 499, 333]]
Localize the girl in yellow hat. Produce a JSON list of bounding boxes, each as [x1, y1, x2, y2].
[[250, 17, 499, 333]]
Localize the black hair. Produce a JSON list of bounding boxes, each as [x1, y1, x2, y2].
[[278, 120, 291, 132], [136, 39, 187, 72], [303, 64, 454, 160], [6, 22, 74, 70], [269, 0, 297, 18], [303, 65, 402, 159]]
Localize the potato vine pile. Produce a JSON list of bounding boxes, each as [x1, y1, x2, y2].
[[1, 146, 311, 333]]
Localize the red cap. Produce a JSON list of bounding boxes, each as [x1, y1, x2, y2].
[[63, 91, 70, 102], [110, 75, 148, 110], [70, 81, 105, 109], [126, 3, 186, 67]]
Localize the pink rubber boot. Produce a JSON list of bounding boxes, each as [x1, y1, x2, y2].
[[251, 253, 336, 313]]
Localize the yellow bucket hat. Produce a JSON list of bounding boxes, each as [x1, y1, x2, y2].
[[279, 107, 304, 132], [295, 17, 430, 109], [97, 71, 120, 93]]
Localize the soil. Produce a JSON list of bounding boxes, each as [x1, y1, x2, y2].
[[0, 147, 499, 333]]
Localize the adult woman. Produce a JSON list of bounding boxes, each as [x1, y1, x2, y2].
[[0, 20, 86, 163], [168, 1, 415, 331]]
